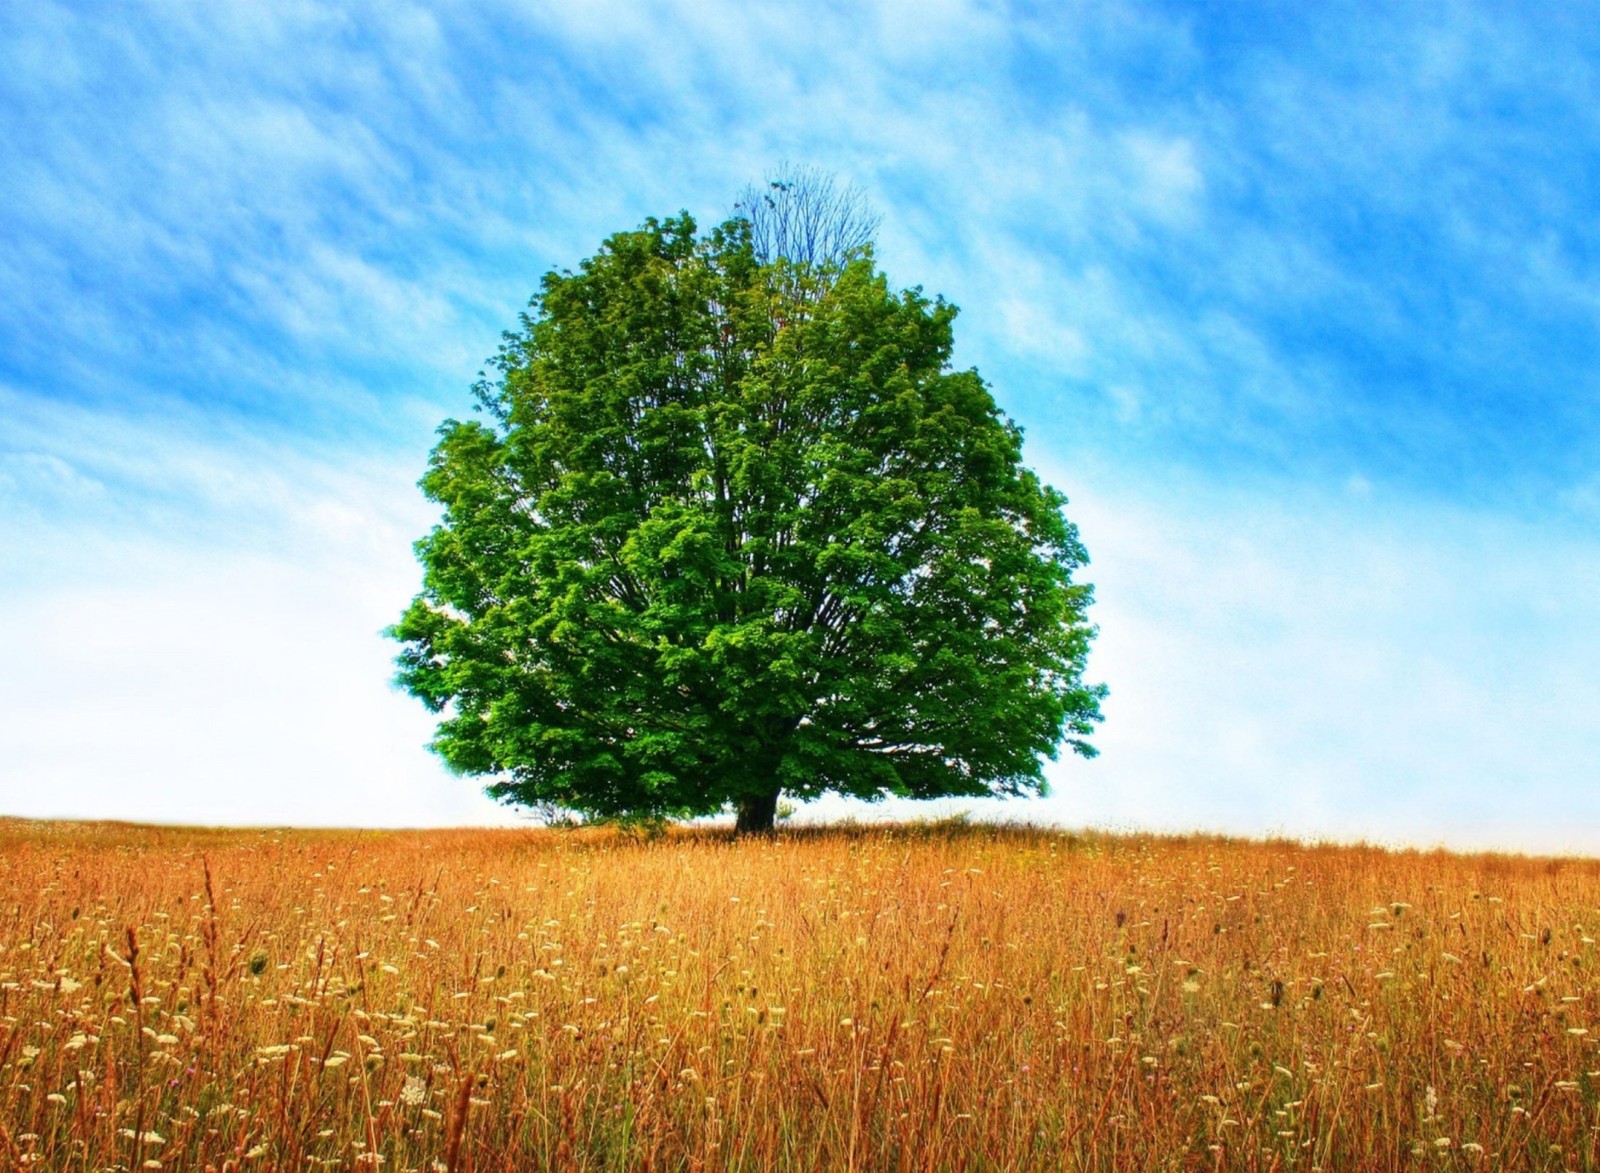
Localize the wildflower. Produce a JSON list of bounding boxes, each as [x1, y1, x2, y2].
[[400, 1076, 427, 1106]]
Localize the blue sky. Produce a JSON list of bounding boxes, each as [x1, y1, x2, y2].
[[3, 1, 1598, 848]]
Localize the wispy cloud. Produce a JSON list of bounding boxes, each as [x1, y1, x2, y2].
[[9, 3, 1600, 477]]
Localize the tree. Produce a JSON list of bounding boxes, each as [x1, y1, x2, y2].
[[391, 206, 1104, 834], [734, 163, 880, 273]]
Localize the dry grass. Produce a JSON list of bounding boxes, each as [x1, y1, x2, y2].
[[3, 817, 1600, 1170]]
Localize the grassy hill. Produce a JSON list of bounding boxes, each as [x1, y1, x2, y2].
[[2, 819, 1597, 1170]]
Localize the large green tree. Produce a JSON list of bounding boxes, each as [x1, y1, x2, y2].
[[391, 211, 1104, 833]]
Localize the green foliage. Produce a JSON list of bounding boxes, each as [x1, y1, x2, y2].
[[391, 212, 1104, 830]]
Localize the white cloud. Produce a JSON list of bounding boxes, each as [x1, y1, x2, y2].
[[0, 546, 516, 828], [1119, 131, 1205, 226], [0, 406, 517, 828], [1030, 467, 1600, 853]]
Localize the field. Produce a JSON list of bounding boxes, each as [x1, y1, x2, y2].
[[3, 820, 1600, 1171]]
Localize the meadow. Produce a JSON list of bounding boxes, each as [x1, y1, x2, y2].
[[3, 819, 1600, 1171]]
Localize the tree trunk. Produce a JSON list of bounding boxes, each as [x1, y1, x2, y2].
[[734, 788, 781, 836]]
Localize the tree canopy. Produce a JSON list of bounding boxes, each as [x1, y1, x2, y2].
[[391, 208, 1104, 832]]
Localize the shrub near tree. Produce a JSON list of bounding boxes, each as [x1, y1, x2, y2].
[[392, 186, 1105, 833]]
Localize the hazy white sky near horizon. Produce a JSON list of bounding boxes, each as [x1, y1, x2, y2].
[[4, 1, 1600, 851]]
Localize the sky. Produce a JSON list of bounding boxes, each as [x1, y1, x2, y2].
[[3, 1, 1598, 850]]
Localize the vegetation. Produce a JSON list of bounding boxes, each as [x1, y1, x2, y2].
[[391, 201, 1103, 832], [4, 818, 1600, 1169]]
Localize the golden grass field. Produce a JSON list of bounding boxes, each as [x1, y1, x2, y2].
[[3, 819, 1600, 1171]]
